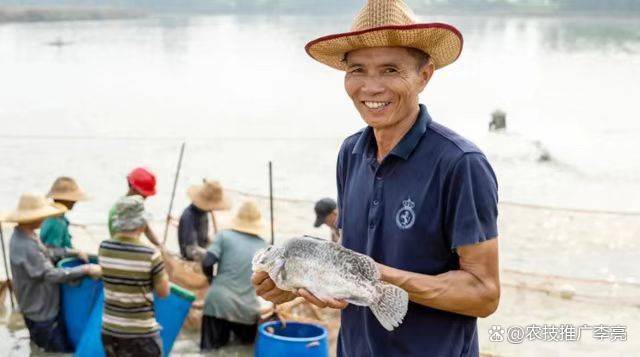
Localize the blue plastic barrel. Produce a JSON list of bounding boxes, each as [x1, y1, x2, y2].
[[255, 321, 329, 357], [74, 283, 195, 357], [58, 257, 102, 349]]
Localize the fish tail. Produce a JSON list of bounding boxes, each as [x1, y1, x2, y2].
[[370, 282, 408, 331]]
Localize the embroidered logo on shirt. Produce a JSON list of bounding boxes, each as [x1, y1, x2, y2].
[[395, 198, 416, 230]]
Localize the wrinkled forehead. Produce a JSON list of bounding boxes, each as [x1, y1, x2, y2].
[[343, 46, 416, 66]]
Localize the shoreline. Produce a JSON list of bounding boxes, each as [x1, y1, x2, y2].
[[0, 7, 145, 24]]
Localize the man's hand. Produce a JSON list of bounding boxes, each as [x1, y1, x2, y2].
[[76, 250, 89, 263], [84, 264, 102, 279], [251, 271, 348, 309]]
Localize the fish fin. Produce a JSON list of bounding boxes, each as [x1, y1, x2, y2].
[[370, 282, 408, 331]]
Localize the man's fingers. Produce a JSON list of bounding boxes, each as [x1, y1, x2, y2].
[[271, 292, 296, 305], [325, 298, 348, 309], [297, 289, 328, 308], [251, 271, 269, 286], [255, 278, 276, 296]]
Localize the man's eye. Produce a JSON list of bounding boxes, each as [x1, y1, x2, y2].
[[384, 68, 398, 73], [349, 68, 363, 74]]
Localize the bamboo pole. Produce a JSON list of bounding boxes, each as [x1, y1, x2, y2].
[[268, 161, 275, 245], [0, 222, 15, 310], [163, 142, 186, 245]]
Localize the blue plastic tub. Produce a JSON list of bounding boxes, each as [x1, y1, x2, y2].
[[255, 321, 328, 357], [74, 283, 195, 357], [58, 257, 102, 349]]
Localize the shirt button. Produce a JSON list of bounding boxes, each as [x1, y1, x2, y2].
[[376, 175, 383, 180], [373, 200, 379, 206], [369, 222, 375, 229]]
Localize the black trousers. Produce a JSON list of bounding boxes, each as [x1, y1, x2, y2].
[[24, 314, 72, 353], [200, 315, 257, 350], [102, 333, 162, 357]]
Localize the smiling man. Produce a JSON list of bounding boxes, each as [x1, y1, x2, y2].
[[252, 1, 500, 356]]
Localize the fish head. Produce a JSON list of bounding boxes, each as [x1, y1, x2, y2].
[[252, 245, 285, 276]]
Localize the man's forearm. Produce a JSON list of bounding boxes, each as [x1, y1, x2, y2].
[[145, 225, 161, 246], [379, 264, 500, 318]]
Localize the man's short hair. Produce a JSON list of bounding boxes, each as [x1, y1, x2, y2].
[[405, 47, 431, 71]]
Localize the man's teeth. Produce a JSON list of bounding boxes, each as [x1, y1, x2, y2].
[[364, 101, 389, 109]]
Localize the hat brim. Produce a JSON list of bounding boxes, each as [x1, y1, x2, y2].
[[188, 186, 231, 211], [305, 23, 463, 71], [1, 203, 65, 223], [314, 215, 325, 228], [48, 191, 90, 202], [230, 218, 265, 238]]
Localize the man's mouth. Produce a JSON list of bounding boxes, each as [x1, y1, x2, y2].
[[362, 101, 391, 110]]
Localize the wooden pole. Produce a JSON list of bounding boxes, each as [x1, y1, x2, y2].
[[269, 161, 275, 245], [0, 222, 15, 310], [163, 142, 186, 245]]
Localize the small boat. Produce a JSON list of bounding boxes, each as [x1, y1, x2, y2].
[[47, 37, 73, 47]]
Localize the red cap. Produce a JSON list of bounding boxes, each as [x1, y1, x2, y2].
[[127, 167, 157, 197]]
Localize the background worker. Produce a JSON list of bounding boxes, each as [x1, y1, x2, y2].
[[313, 197, 341, 243], [40, 176, 90, 262], [4, 193, 101, 353], [99, 195, 170, 357], [200, 200, 268, 350], [108, 167, 162, 248], [178, 179, 230, 262]]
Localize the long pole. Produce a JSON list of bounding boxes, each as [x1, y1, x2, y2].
[[163, 142, 186, 245], [268, 161, 275, 245], [0, 222, 15, 310]]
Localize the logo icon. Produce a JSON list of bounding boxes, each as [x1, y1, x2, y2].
[[395, 198, 416, 230], [488, 325, 505, 342]]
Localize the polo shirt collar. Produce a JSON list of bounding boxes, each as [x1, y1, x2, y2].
[[352, 104, 431, 160]]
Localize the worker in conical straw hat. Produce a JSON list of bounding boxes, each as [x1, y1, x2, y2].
[[2, 193, 101, 352], [40, 177, 91, 260], [178, 179, 230, 262], [254, 1, 500, 356], [200, 200, 268, 350]]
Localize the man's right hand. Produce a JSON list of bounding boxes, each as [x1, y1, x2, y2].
[[251, 271, 347, 309], [84, 264, 102, 279]]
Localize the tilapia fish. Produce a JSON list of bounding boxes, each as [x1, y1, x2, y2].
[[252, 235, 408, 331]]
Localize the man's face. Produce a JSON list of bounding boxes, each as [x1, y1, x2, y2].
[[344, 47, 433, 130], [324, 209, 338, 229]]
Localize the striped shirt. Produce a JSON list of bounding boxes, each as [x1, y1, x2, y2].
[[99, 236, 167, 338]]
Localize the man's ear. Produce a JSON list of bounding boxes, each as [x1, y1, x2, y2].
[[418, 61, 435, 92]]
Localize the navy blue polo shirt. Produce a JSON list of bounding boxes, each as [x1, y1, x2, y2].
[[336, 104, 498, 357]]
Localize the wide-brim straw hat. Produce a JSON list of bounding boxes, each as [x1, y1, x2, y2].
[[1, 193, 67, 223], [188, 179, 230, 211], [305, 0, 463, 71], [230, 200, 265, 238], [47, 176, 89, 202]]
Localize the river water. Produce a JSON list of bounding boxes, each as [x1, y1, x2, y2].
[[0, 12, 639, 356]]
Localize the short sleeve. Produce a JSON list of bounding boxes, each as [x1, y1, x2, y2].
[[150, 250, 167, 285], [444, 153, 499, 250], [207, 232, 224, 260], [336, 140, 349, 230]]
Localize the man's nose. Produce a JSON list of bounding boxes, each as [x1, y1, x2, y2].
[[360, 77, 385, 96]]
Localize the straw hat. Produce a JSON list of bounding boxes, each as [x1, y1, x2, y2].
[[305, 0, 463, 70], [187, 180, 230, 211], [47, 176, 89, 202], [230, 200, 265, 237], [1, 193, 66, 223]]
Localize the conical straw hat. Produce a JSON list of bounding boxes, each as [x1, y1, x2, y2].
[[47, 176, 89, 202], [1, 193, 66, 223], [230, 200, 265, 238], [188, 180, 230, 211], [305, 0, 463, 70]]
